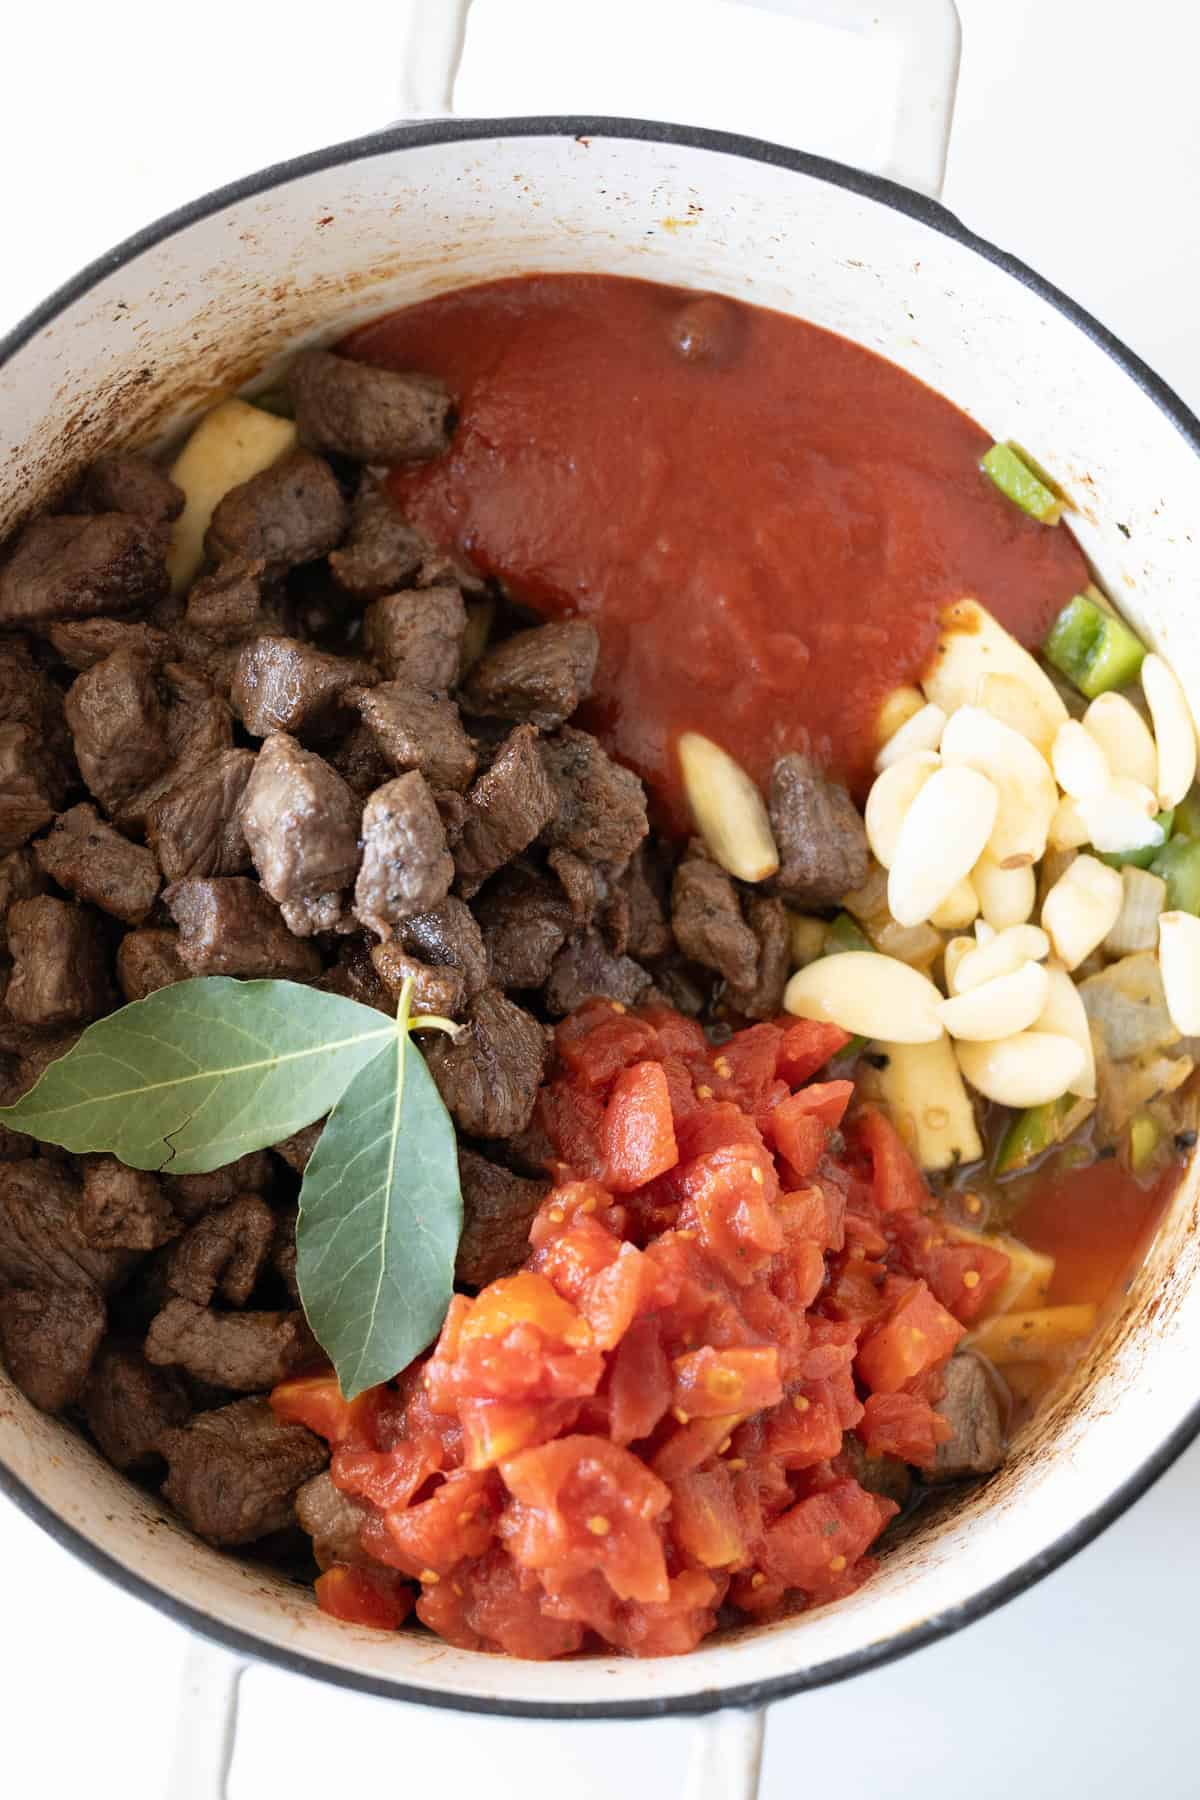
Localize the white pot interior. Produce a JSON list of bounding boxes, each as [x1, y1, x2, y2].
[[3, 123, 1199, 1711]]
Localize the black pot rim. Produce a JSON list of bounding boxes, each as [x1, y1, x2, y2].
[[3, 112, 1200, 1722]]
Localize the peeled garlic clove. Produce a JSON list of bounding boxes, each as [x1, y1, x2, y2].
[[943, 935, 977, 994], [677, 732, 779, 883], [929, 876, 980, 930], [864, 750, 940, 870], [876, 685, 926, 746], [1048, 793, 1091, 851], [887, 764, 998, 928], [1083, 692, 1157, 791], [940, 705, 1057, 868], [1052, 719, 1111, 801], [1036, 960, 1097, 1099], [922, 599, 1068, 748], [1158, 910, 1200, 1035], [972, 855, 1035, 930], [874, 702, 946, 772], [951, 924, 1051, 994], [1142, 654, 1198, 810], [1041, 854, 1124, 971], [1077, 781, 1165, 856], [939, 961, 1050, 1042], [976, 670, 1058, 758], [956, 1032, 1086, 1108], [783, 951, 944, 1044]]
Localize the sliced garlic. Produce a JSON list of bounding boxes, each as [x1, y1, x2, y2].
[[1035, 961, 1097, 1100], [1083, 692, 1157, 792], [956, 1032, 1086, 1108], [864, 751, 940, 870], [1076, 779, 1164, 857], [1052, 720, 1111, 801], [887, 764, 998, 928], [929, 876, 980, 931], [972, 856, 1035, 930], [951, 924, 1051, 994], [939, 961, 1050, 1042], [1158, 911, 1200, 1035], [874, 702, 946, 772], [1041, 854, 1124, 971], [783, 952, 944, 1044], [677, 732, 779, 883], [1142, 653, 1198, 810], [940, 705, 1057, 868]]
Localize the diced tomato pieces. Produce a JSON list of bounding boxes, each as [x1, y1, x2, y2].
[[536, 1079, 607, 1179], [763, 1478, 897, 1594], [855, 1281, 965, 1394], [860, 1391, 952, 1466], [776, 1020, 851, 1085], [671, 1345, 783, 1419], [451, 1548, 586, 1660], [377, 1469, 499, 1577], [270, 1374, 382, 1449], [607, 1316, 673, 1446], [768, 1105, 825, 1182], [852, 1107, 929, 1213], [669, 1466, 747, 1569], [315, 1566, 413, 1630], [459, 1397, 581, 1470], [501, 1435, 671, 1604], [601, 1061, 679, 1191], [712, 1024, 784, 1113], [556, 1000, 660, 1086]]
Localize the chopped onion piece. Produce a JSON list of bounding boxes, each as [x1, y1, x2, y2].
[[939, 961, 1050, 1042], [1083, 692, 1157, 791], [887, 765, 998, 927], [677, 732, 779, 883], [956, 1032, 1085, 1108], [783, 952, 944, 1044], [874, 702, 946, 772], [1104, 866, 1167, 957], [1142, 654, 1198, 810], [864, 751, 940, 870], [1041, 855, 1124, 971], [1158, 911, 1200, 1035]]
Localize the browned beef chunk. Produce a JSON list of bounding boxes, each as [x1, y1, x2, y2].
[[273, 1123, 323, 1176], [145, 749, 255, 882], [279, 891, 352, 937], [671, 846, 759, 993], [729, 894, 790, 1021], [768, 752, 869, 907], [0, 849, 45, 954], [70, 454, 184, 528], [426, 989, 547, 1139], [205, 450, 348, 573], [0, 725, 58, 850], [46, 616, 172, 671], [362, 586, 466, 689], [538, 728, 648, 866], [116, 928, 189, 1002], [35, 803, 160, 924], [295, 1471, 370, 1569], [164, 877, 321, 979], [83, 1340, 190, 1470], [355, 682, 477, 792], [454, 724, 557, 898], [0, 1159, 133, 1295], [330, 721, 392, 800], [400, 897, 489, 999], [434, 789, 469, 850], [0, 1283, 107, 1412], [289, 348, 453, 464], [618, 844, 674, 960], [158, 1396, 327, 1546], [316, 937, 392, 1014], [354, 772, 453, 932], [231, 635, 376, 739], [64, 646, 170, 815], [166, 1151, 275, 1225], [545, 930, 652, 1017], [8, 1031, 83, 1101], [120, 663, 237, 834], [548, 847, 601, 924], [270, 1207, 300, 1303], [0, 637, 69, 738], [0, 513, 167, 625], [239, 734, 360, 923], [456, 1148, 548, 1288], [370, 944, 465, 1015], [146, 1298, 315, 1391], [930, 1351, 1010, 1481], [79, 1156, 179, 1252], [475, 865, 572, 990], [165, 1194, 275, 1308], [328, 474, 429, 601], [185, 556, 276, 644], [462, 621, 599, 730], [6, 896, 111, 1027]]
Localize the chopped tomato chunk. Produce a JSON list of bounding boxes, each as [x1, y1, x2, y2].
[[601, 1061, 679, 1191], [852, 1107, 929, 1213], [315, 1566, 413, 1630], [855, 1281, 966, 1394], [763, 1479, 897, 1594], [671, 1346, 783, 1418], [776, 1020, 851, 1085], [669, 1466, 747, 1568], [502, 1435, 672, 1604]]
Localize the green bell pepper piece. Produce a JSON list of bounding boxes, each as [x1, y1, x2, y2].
[[1099, 810, 1174, 870], [824, 912, 873, 956], [1150, 835, 1200, 913], [981, 443, 1063, 524], [993, 1094, 1076, 1176], [1043, 593, 1148, 699]]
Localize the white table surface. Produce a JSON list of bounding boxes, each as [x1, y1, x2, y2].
[[3, 2, 1199, 1794]]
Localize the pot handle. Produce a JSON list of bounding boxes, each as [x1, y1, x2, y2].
[[684, 1706, 767, 1800], [393, 0, 961, 198], [167, 1641, 246, 1800]]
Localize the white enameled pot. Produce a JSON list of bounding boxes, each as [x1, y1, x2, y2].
[[3, 0, 1200, 1781]]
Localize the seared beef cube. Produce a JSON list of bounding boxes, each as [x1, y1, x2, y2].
[[280, 892, 351, 937], [930, 1351, 1010, 1481], [538, 728, 648, 865], [205, 450, 348, 573], [120, 663, 236, 833], [271, 1207, 300, 1303], [185, 556, 274, 644], [239, 733, 360, 915], [273, 1123, 323, 1176], [35, 803, 160, 924], [768, 752, 869, 907], [64, 646, 170, 815], [355, 772, 453, 932], [400, 897, 489, 999], [454, 724, 557, 898], [79, 1155, 179, 1252], [370, 944, 465, 1015], [671, 846, 759, 993], [158, 1396, 327, 1546], [165, 877, 321, 979], [289, 347, 453, 464], [355, 683, 477, 792], [545, 930, 652, 1017], [116, 928, 189, 1002], [6, 896, 111, 1027], [641, 959, 712, 1019], [328, 474, 429, 601], [0, 1159, 133, 1295], [0, 1283, 107, 1412], [330, 720, 392, 799], [363, 585, 466, 689], [426, 988, 547, 1139], [0, 725, 58, 850], [548, 847, 601, 923], [166, 1151, 274, 1225], [145, 749, 255, 882], [730, 894, 790, 1021], [456, 1148, 548, 1287], [618, 844, 674, 960], [165, 1194, 275, 1308], [0, 1123, 33, 1161], [475, 865, 572, 990], [0, 849, 45, 954], [0, 512, 167, 625], [146, 1298, 315, 1392], [295, 1471, 370, 1569], [9, 1031, 83, 1101], [462, 620, 599, 730], [46, 616, 171, 671], [0, 637, 69, 737], [435, 789, 469, 849], [231, 635, 376, 739], [317, 937, 392, 1014], [83, 1341, 190, 1471], [70, 453, 184, 528]]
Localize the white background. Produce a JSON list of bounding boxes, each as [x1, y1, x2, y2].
[[3, 1, 1200, 1793]]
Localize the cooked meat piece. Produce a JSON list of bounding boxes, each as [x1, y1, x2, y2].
[[400, 897, 489, 999], [425, 988, 547, 1139], [500, 1116, 557, 1179], [185, 556, 274, 644], [119, 663, 237, 833], [280, 891, 352, 937], [538, 728, 649, 866], [295, 1470, 370, 1569], [83, 1340, 191, 1471], [671, 846, 760, 993], [144, 749, 255, 882], [544, 930, 652, 1017], [768, 752, 869, 907], [0, 725, 58, 851], [362, 586, 466, 689], [0, 1159, 133, 1295], [618, 844, 674, 960], [70, 454, 184, 528], [548, 847, 601, 923], [165, 1194, 276, 1308], [0, 637, 70, 740], [0, 1123, 33, 1162], [289, 347, 453, 463], [355, 682, 477, 792], [0, 512, 167, 625], [328, 473, 429, 601], [166, 1151, 274, 1225], [370, 944, 465, 1015], [8, 1030, 83, 1102], [840, 1435, 913, 1509], [35, 803, 160, 924], [475, 865, 572, 990], [116, 928, 189, 1002], [456, 1148, 548, 1287], [239, 732, 360, 916], [330, 720, 393, 799], [64, 646, 171, 815], [46, 616, 172, 671], [454, 724, 557, 898], [273, 1123, 323, 1176], [270, 1206, 300, 1303], [146, 1298, 315, 1392], [231, 635, 376, 739], [0, 1282, 107, 1412], [79, 1155, 179, 1252], [158, 1396, 327, 1546], [165, 877, 321, 979], [5, 896, 111, 1027], [728, 894, 790, 1020], [930, 1351, 1011, 1482], [354, 771, 454, 932], [205, 450, 348, 573], [0, 849, 45, 954], [316, 937, 392, 1015], [462, 620, 599, 729], [434, 788, 469, 849]]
